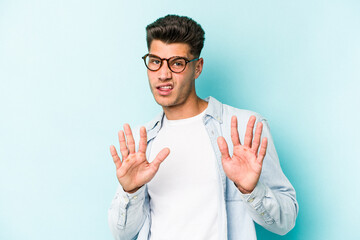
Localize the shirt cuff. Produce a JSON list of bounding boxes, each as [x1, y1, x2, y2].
[[118, 185, 146, 208], [116, 185, 146, 228], [239, 181, 266, 204], [239, 181, 275, 224]]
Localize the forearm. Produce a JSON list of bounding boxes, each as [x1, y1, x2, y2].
[[241, 118, 298, 234], [108, 185, 148, 240], [239, 181, 298, 235]]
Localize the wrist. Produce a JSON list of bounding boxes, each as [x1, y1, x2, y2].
[[123, 186, 141, 194], [234, 182, 253, 194]]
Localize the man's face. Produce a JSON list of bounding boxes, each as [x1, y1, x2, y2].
[[147, 40, 203, 109]]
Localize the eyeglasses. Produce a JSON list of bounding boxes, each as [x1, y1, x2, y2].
[[142, 54, 199, 73]]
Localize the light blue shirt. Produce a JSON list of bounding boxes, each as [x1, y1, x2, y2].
[[108, 96, 298, 240]]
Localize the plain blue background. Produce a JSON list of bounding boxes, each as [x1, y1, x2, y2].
[[1, 0, 359, 239]]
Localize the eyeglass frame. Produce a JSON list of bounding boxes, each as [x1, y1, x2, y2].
[[142, 53, 200, 73]]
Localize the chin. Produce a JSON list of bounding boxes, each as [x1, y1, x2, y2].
[[152, 94, 178, 107], [154, 98, 174, 107]]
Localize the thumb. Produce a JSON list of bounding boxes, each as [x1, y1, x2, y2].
[[150, 147, 170, 171]]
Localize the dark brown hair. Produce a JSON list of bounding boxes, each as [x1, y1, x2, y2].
[[146, 15, 205, 57]]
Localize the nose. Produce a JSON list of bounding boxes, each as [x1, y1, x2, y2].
[[158, 60, 172, 81]]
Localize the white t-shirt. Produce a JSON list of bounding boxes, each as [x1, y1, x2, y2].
[[147, 110, 222, 240]]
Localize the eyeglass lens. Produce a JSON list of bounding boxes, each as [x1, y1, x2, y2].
[[145, 55, 187, 73]]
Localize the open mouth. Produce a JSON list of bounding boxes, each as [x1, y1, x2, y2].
[[156, 85, 173, 95]]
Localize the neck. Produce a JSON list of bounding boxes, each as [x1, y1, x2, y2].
[[163, 96, 208, 120]]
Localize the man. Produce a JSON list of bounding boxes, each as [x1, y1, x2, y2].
[[109, 15, 298, 240]]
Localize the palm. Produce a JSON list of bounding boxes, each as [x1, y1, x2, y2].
[[110, 124, 170, 193], [217, 116, 268, 194]]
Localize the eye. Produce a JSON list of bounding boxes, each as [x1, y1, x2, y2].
[[174, 61, 184, 66], [171, 58, 185, 67], [149, 58, 161, 65]]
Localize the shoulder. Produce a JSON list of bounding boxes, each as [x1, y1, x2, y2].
[[143, 112, 164, 131], [207, 96, 267, 123], [223, 103, 264, 119], [221, 102, 268, 127], [217, 101, 273, 141], [206, 96, 268, 128], [132, 112, 164, 144]]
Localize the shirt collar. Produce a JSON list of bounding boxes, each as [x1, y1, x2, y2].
[[204, 96, 223, 124], [145, 96, 223, 138]]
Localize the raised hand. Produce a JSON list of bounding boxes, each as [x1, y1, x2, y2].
[[217, 116, 268, 194], [110, 124, 170, 193]]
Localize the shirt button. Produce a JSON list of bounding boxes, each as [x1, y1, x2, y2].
[[260, 212, 265, 216], [248, 198, 254, 203], [133, 196, 137, 200]]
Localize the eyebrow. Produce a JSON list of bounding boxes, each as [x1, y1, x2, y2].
[[148, 54, 189, 59]]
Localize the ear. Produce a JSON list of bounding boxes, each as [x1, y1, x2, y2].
[[195, 58, 204, 79]]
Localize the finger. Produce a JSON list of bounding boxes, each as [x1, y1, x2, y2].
[[217, 136, 231, 160], [251, 121, 263, 153], [118, 130, 129, 160], [257, 137, 268, 164], [231, 116, 241, 146], [150, 148, 170, 171], [138, 126, 147, 153], [124, 124, 136, 154], [110, 145, 122, 169], [244, 115, 256, 148]]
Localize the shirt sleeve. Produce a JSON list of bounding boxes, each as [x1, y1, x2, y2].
[[239, 118, 299, 235], [108, 184, 148, 240]]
